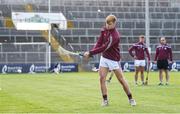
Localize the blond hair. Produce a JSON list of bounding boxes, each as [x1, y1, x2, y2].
[[105, 15, 117, 25], [139, 35, 145, 38]]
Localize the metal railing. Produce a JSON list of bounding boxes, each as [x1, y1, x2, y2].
[[69, 42, 180, 61]]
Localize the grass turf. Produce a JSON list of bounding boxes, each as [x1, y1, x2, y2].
[[0, 72, 180, 113]]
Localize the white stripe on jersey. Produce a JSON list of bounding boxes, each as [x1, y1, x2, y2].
[[105, 35, 113, 51], [157, 44, 171, 49], [134, 44, 147, 48]]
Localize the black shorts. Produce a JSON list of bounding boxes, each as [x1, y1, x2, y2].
[[157, 60, 169, 70]]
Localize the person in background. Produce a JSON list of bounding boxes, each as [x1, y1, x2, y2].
[[154, 37, 173, 85], [128, 35, 150, 85]]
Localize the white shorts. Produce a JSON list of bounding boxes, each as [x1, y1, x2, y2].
[[99, 56, 121, 71], [134, 60, 146, 67]]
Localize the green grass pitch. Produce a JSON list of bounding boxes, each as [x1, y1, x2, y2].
[[0, 72, 180, 113]]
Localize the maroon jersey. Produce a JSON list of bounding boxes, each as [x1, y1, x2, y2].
[[128, 42, 150, 61], [89, 27, 120, 61], [154, 44, 172, 61]]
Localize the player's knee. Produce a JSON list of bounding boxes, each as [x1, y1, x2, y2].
[[165, 71, 169, 75], [99, 71, 106, 77], [135, 70, 139, 75], [99, 73, 106, 80], [99, 76, 106, 83], [118, 77, 125, 83]]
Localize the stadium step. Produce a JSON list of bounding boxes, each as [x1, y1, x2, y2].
[[4, 17, 14, 28], [24, 4, 33, 12]]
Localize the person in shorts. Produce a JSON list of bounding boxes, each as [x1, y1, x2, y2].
[[84, 15, 136, 106], [129, 35, 150, 85], [154, 37, 172, 85]]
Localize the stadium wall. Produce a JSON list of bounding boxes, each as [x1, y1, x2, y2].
[[0, 61, 179, 73]]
